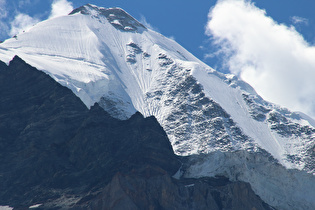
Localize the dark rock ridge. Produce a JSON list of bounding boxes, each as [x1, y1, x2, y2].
[[0, 56, 273, 209]]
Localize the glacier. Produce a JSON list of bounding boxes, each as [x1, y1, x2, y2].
[[0, 4, 314, 209]]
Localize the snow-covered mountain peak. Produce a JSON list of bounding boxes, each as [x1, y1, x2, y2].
[[0, 4, 314, 208], [69, 4, 146, 32], [0, 3, 314, 174]]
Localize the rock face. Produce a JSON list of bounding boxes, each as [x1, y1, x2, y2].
[[72, 173, 272, 210], [0, 57, 272, 209]]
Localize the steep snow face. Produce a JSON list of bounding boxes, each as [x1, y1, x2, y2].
[[0, 4, 314, 175]]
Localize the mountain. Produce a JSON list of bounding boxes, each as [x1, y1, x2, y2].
[[0, 4, 314, 209], [0, 56, 273, 210]]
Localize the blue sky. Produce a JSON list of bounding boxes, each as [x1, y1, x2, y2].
[[1, 0, 315, 118]]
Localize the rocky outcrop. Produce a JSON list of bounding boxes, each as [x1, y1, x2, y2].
[[0, 56, 273, 209], [71, 171, 272, 210], [69, 4, 146, 32]]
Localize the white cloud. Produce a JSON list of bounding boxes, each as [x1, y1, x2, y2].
[[49, 0, 73, 19], [0, 22, 9, 39], [168, 36, 176, 41], [9, 13, 39, 36], [206, 0, 315, 119], [18, 0, 31, 8], [0, 0, 6, 6], [2, 0, 73, 38], [0, 0, 9, 38], [139, 15, 159, 32], [291, 16, 309, 25], [140, 15, 175, 40], [0, 0, 7, 19]]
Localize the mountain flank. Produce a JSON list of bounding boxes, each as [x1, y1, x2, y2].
[[0, 56, 272, 209]]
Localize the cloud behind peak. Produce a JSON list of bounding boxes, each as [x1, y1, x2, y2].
[[206, 0, 315, 119], [49, 0, 73, 19]]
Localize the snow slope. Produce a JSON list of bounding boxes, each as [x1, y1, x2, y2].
[[0, 4, 314, 209]]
